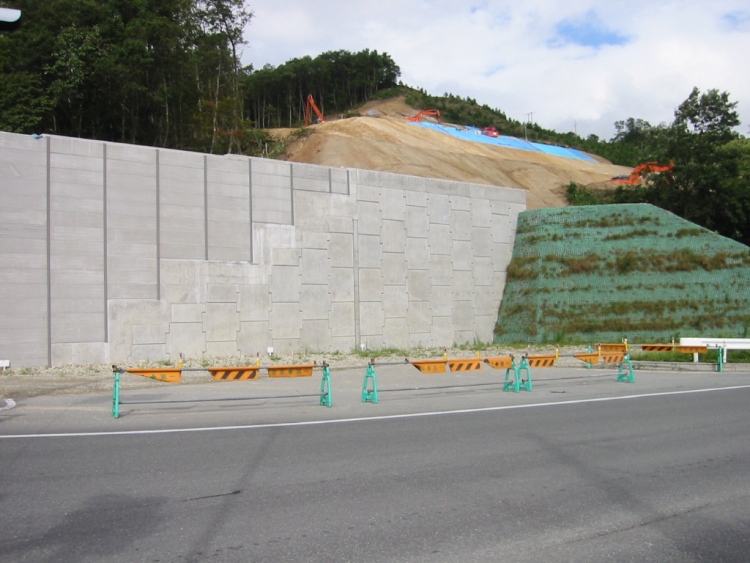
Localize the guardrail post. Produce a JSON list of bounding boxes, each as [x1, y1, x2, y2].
[[362, 362, 378, 403], [320, 363, 332, 407], [617, 354, 635, 383], [112, 365, 122, 418], [717, 347, 724, 373]]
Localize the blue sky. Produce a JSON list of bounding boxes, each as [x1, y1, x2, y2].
[[243, 1, 750, 140]]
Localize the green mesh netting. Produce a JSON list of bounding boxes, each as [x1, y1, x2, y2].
[[494, 204, 750, 344]]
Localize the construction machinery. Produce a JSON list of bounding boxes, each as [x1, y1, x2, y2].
[[482, 126, 500, 137], [304, 94, 325, 126], [404, 109, 442, 123], [610, 161, 673, 185]]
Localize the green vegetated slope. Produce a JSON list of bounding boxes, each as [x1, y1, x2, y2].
[[494, 204, 750, 344]]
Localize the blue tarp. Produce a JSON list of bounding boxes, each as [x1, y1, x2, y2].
[[406, 121, 596, 162]]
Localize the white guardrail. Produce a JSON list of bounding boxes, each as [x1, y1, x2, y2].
[[680, 338, 750, 362]]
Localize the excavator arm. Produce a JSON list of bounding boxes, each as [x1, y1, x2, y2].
[[404, 109, 442, 123], [304, 94, 325, 126]]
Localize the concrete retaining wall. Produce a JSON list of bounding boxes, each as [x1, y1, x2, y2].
[[0, 131, 525, 367]]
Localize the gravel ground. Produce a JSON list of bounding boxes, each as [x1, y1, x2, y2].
[[0, 345, 588, 400]]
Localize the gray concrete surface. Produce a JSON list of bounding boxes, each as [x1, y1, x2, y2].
[[0, 132, 524, 368]]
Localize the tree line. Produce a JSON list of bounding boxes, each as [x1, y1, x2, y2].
[[0, 1, 399, 154]]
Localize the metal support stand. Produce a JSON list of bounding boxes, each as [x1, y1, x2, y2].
[[362, 362, 378, 403], [503, 356, 532, 393], [320, 364, 332, 407], [617, 354, 635, 383], [112, 366, 122, 418]]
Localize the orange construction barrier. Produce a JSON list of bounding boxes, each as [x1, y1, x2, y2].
[[641, 344, 674, 352], [410, 360, 448, 373], [267, 364, 315, 378], [675, 345, 707, 354], [574, 352, 600, 365], [484, 356, 514, 369], [124, 368, 182, 383]]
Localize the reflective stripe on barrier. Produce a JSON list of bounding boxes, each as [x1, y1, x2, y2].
[[209, 367, 260, 381], [448, 359, 483, 372], [641, 344, 674, 352], [601, 352, 625, 364], [526, 355, 556, 368]]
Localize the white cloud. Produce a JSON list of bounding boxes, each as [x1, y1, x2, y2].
[[244, 0, 750, 140]]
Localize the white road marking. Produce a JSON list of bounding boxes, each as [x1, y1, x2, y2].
[[1, 384, 749, 440]]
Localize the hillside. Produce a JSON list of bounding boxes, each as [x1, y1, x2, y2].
[[278, 97, 631, 209], [495, 204, 750, 344]]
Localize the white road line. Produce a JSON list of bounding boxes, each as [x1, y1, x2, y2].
[[1, 384, 749, 440]]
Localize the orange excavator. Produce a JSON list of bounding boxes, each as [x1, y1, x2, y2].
[[610, 161, 673, 185], [304, 94, 325, 126], [404, 109, 442, 123]]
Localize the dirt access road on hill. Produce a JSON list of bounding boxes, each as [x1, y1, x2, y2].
[[278, 96, 630, 209]]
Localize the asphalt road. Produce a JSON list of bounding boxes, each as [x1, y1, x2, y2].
[[1, 366, 749, 562]]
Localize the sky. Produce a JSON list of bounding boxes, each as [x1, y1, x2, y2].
[[241, 1, 750, 141]]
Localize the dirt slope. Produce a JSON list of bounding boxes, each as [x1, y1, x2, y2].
[[277, 97, 630, 209]]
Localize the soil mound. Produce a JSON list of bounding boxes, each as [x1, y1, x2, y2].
[[276, 96, 630, 209]]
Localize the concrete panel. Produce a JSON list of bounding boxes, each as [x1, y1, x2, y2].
[[471, 227, 493, 257], [473, 256, 495, 287], [203, 303, 240, 346], [359, 301, 384, 337], [132, 323, 168, 345], [166, 322, 205, 359], [300, 320, 331, 351], [474, 314, 497, 343], [358, 201, 382, 235], [428, 193, 451, 224], [382, 219, 406, 253], [357, 234, 383, 269], [450, 210, 473, 241], [405, 190, 429, 207], [452, 300, 475, 333], [381, 252, 407, 285], [238, 285, 270, 321], [452, 271, 475, 302], [330, 302, 355, 338], [51, 342, 107, 365], [299, 248, 330, 285], [380, 187, 406, 221], [359, 268, 384, 302], [430, 285, 454, 318], [450, 195, 472, 212], [172, 304, 206, 323], [428, 224, 452, 255], [271, 248, 300, 267], [330, 267, 354, 302], [406, 301, 432, 334], [382, 285, 408, 319], [270, 302, 301, 339], [302, 231, 330, 250], [429, 254, 454, 286], [271, 265, 301, 303], [406, 270, 431, 302], [237, 321, 271, 355], [406, 205, 429, 238], [329, 233, 353, 268], [328, 216, 353, 234], [430, 317, 455, 346], [451, 240, 474, 272], [491, 215, 513, 243], [207, 284, 239, 303], [383, 317, 409, 347], [300, 284, 331, 320], [405, 238, 429, 270], [205, 340, 240, 357]]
